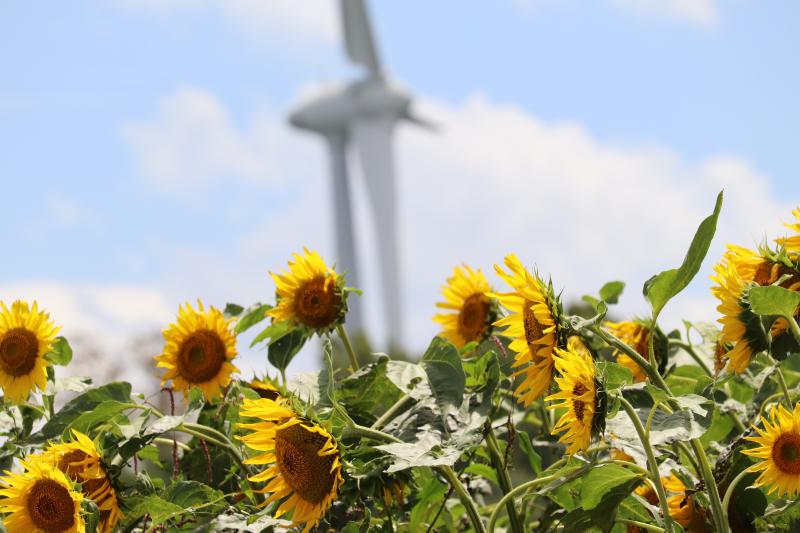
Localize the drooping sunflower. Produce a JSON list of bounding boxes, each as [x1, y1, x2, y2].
[[634, 474, 701, 531], [0, 300, 59, 403], [154, 300, 239, 401], [605, 320, 651, 383], [776, 207, 800, 255], [711, 263, 766, 374], [269, 248, 346, 332], [433, 264, 496, 349], [237, 398, 343, 532], [742, 402, 800, 498], [39, 430, 121, 533], [249, 377, 281, 401], [711, 246, 800, 373], [546, 345, 597, 454], [0, 455, 85, 533], [493, 254, 564, 406]]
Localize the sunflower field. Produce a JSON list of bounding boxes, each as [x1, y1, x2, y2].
[[1, 193, 800, 533]]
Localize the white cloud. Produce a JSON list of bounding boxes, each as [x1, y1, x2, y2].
[[512, 0, 719, 27], [116, 0, 338, 44], [121, 87, 308, 189], [610, 0, 718, 26], [123, 87, 790, 355]]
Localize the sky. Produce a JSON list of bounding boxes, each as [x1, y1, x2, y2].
[[1, 0, 799, 387]]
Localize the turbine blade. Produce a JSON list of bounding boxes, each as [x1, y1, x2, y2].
[[350, 117, 403, 348], [402, 109, 439, 132], [341, 0, 382, 76]]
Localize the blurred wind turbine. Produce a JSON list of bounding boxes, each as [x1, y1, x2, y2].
[[289, 0, 432, 350]]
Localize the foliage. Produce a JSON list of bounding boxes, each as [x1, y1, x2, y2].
[[1, 193, 800, 533]]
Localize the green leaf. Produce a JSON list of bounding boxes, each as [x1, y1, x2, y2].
[[464, 463, 499, 486], [37, 382, 132, 441], [749, 285, 800, 319], [596, 361, 633, 392], [223, 302, 244, 317], [517, 431, 542, 474], [599, 281, 626, 304], [67, 400, 130, 435], [234, 303, 271, 333], [143, 415, 185, 436], [82, 499, 101, 533], [376, 433, 465, 473], [122, 494, 183, 525], [643, 191, 723, 320], [385, 361, 430, 400], [421, 337, 466, 410], [409, 475, 448, 530], [250, 319, 292, 348], [580, 464, 642, 511], [267, 327, 309, 373], [665, 365, 713, 396], [45, 336, 72, 366]]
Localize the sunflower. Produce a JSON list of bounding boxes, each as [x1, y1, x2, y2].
[[269, 248, 345, 331], [634, 474, 700, 531], [433, 264, 496, 349], [249, 377, 281, 401], [39, 430, 121, 533], [0, 300, 59, 403], [711, 246, 800, 373], [380, 479, 406, 508], [546, 345, 597, 454], [154, 300, 239, 401], [776, 207, 800, 255], [0, 455, 85, 533], [237, 398, 343, 532], [493, 254, 563, 406], [605, 321, 651, 383], [742, 402, 800, 498]]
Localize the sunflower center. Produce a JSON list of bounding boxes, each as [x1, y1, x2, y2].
[[0, 327, 39, 377], [293, 278, 341, 329], [458, 294, 490, 343], [27, 478, 75, 532], [177, 330, 226, 383], [58, 450, 88, 480], [572, 382, 587, 421], [275, 423, 337, 505], [522, 300, 543, 350], [772, 433, 800, 474]]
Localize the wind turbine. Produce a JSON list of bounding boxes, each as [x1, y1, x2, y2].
[[289, 0, 430, 350]]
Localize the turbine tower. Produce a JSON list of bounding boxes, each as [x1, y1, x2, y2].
[[289, 0, 429, 350]]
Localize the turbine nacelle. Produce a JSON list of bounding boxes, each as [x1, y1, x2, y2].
[[289, 79, 411, 134]]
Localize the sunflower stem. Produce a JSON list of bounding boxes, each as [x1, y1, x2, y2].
[[440, 465, 487, 533], [648, 320, 658, 371], [336, 324, 360, 372], [487, 471, 571, 532], [619, 397, 674, 533], [688, 438, 729, 533], [484, 423, 524, 533], [593, 326, 660, 383], [617, 518, 665, 532], [345, 423, 401, 443], [153, 437, 191, 451], [787, 315, 800, 344], [668, 340, 713, 377], [721, 468, 751, 528], [775, 366, 793, 408], [345, 424, 486, 533], [372, 394, 413, 430]]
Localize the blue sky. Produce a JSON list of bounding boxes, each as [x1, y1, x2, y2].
[[1, 0, 798, 382]]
